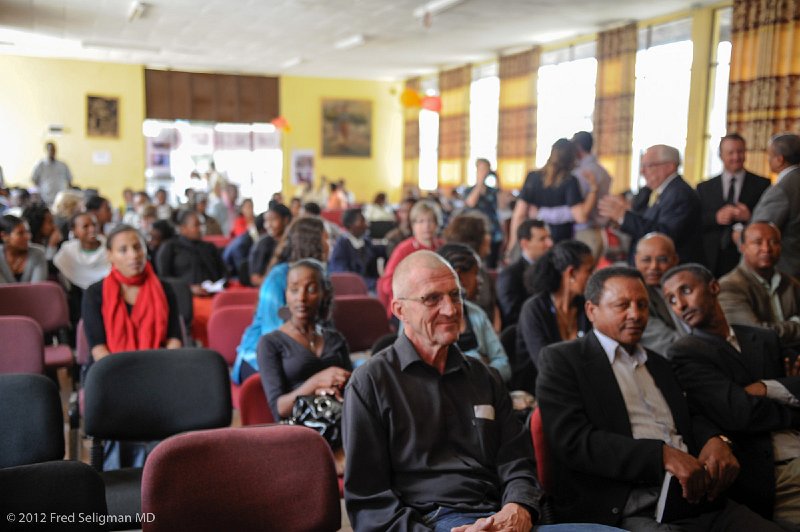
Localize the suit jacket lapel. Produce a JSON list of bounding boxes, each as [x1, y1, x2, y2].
[[709, 175, 724, 210], [692, 327, 755, 379], [731, 325, 767, 379], [582, 332, 634, 437]]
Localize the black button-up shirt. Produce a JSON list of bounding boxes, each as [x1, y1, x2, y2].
[[343, 334, 542, 531]]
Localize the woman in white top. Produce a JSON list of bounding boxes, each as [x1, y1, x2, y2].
[[54, 213, 110, 290]]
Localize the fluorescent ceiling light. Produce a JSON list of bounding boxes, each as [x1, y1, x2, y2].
[[281, 57, 303, 69], [82, 39, 160, 53], [334, 34, 365, 50], [0, 28, 80, 50], [413, 0, 465, 18], [127, 1, 149, 22]]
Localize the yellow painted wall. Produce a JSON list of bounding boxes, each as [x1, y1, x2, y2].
[[0, 55, 145, 205], [280, 76, 404, 203]]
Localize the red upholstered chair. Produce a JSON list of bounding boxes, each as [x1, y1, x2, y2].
[[0, 281, 73, 371], [238, 373, 275, 426], [210, 287, 259, 312], [330, 271, 368, 296], [206, 304, 255, 408], [530, 407, 552, 494], [332, 295, 392, 352], [141, 425, 340, 532], [202, 234, 232, 249], [320, 208, 345, 227], [0, 316, 45, 374]]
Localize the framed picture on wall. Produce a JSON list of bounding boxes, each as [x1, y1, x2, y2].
[[87, 95, 119, 138], [321, 99, 371, 157]]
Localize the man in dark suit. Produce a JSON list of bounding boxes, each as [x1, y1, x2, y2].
[[598, 144, 704, 264], [536, 266, 779, 530], [752, 133, 800, 278], [697, 134, 770, 278], [496, 219, 552, 328], [664, 263, 800, 527]]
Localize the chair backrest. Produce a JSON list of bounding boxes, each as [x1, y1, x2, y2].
[[0, 461, 108, 527], [141, 425, 340, 532], [0, 316, 44, 374], [368, 220, 397, 239], [530, 408, 552, 494], [0, 281, 69, 333], [239, 373, 275, 426], [332, 295, 392, 352], [159, 277, 193, 329], [500, 324, 536, 395], [76, 318, 91, 366], [211, 288, 259, 313], [206, 305, 254, 366], [83, 348, 232, 443], [320, 209, 344, 227], [370, 333, 397, 355], [330, 272, 368, 296], [0, 374, 64, 468]]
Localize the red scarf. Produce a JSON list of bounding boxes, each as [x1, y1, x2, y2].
[[101, 262, 169, 353]]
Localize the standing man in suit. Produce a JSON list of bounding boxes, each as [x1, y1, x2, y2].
[[752, 133, 800, 278], [697, 134, 770, 278], [598, 144, 704, 264], [536, 266, 778, 529], [664, 263, 800, 527], [496, 219, 553, 328], [633, 232, 686, 357]]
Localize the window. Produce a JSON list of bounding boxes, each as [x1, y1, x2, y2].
[[468, 62, 499, 185], [536, 42, 597, 167], [418, 76, 440, 191], [143, 120, 282, 212], [704, 7, 733, 178], [630, 18, 694, 190]]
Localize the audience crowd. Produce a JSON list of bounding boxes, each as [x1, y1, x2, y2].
[[3, 131, 800, 531]]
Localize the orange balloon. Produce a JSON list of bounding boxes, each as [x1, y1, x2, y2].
[[400, 88, 422, 108]]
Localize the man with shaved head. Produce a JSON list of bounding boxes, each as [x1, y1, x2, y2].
[[719, 221, 800, 349], [343, 250, 545, 531], [634, 232, 686, 356]]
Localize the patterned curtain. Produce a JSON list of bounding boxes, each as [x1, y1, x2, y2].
[[727, 0, 800, 177], [497, 48, 540, 190], [594, 23, 637, 192], [438, 66, 471, 187], [403, 77, 421, 188]]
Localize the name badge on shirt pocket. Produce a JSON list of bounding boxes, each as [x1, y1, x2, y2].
[[474, 405, 495, 420]]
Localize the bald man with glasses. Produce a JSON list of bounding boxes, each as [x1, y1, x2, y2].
[[342, 250, 550, 531]]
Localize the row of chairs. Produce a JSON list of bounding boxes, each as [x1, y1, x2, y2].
[[0, 349, 341, 531]]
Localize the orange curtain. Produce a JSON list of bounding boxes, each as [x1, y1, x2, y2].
[[594, 23, 637, 192], [403, 77, 421, 188], [497, 48, 540, 190], [438, 66, 471, 187], [727, 0, 800, 177]]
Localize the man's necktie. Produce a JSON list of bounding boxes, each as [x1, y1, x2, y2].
[[726, 177, 736, 205], [648, 189, 660, 208]]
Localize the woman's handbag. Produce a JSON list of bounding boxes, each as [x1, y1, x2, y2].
[[288, 394, 343, 448]]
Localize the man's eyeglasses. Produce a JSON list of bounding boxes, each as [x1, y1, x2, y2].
[[397, 289, 464, 308]]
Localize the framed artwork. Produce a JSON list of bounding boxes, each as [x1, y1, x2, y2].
[[291, 149, 315, 186], [321, 99, 371, 157], [87, 95, 119, 138]]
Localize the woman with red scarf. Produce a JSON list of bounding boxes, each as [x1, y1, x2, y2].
[[81, 224, 182, 470], [82, 224, 182, 363]]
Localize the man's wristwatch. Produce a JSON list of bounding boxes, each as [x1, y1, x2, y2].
[[716, 434, 733, 447]]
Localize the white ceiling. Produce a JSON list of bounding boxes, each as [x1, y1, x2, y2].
[[0, 0, 720, 80]]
